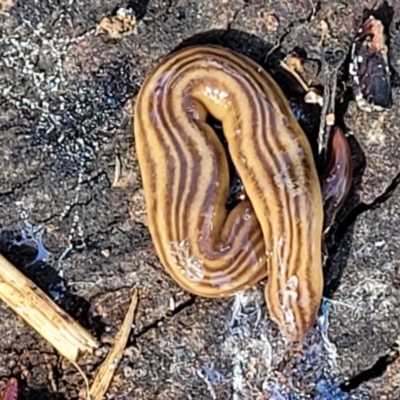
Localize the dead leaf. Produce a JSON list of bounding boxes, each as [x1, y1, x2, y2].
[[96, 8, 137, 39]]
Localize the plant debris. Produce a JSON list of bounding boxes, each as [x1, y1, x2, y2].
[[96, 8, 137, 39], [0, 254, 98, 362], [349, 15, 391, 112], [88, 288, 138, 400], [0, 378, 18, 400]]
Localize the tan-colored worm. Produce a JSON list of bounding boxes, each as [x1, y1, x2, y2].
[[133, 45, 326, 341]]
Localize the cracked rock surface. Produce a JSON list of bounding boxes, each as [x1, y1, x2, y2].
[[1, 0, 400, 399]]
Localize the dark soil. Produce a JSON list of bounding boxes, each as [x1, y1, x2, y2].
[[1, 0, 400, 399]]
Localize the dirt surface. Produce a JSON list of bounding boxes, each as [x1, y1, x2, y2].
[[1, 0, 400, 399]]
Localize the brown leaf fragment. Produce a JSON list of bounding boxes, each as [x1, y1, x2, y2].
[[96, 8, 137, 39]]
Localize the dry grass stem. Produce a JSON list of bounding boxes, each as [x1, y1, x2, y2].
[[0, 253, 99, 361], [88, 288, 139, 400]]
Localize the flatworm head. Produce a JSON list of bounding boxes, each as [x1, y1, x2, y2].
[[349, 15, 391, 112]]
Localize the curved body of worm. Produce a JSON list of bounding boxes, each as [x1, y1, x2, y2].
[[134, 44, 325, 341], [1, 378, 18, 400]]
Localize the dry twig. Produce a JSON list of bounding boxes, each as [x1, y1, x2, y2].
[[88, 288, 139, 400], [0, 253, 98, 361]]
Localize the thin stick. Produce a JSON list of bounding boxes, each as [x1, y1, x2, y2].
[[89, 288, 139, 400], [317, 48, 346, 165], [0, 253, 99, 361], [112, 155, 121, 187]]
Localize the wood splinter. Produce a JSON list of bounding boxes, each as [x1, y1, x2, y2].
[[0, 253, 99, 362], [88, 288, 138, 400]]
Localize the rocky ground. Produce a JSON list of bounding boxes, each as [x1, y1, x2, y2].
[[1, 0, 400, 399]]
